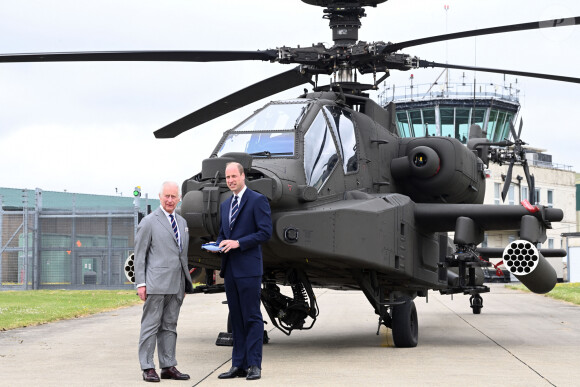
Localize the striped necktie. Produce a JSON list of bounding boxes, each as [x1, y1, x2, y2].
[[169, 214, 181, 250], [229, 195, 239, 229]]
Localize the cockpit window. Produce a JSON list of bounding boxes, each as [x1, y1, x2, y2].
[[304, 111, 339, 190], [233, 102, 308, 132], [323, 106, 358, 173], [217, 102, 308, 157]]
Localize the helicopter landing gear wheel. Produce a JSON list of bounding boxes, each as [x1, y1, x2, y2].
[[470, 294, 483, 314], [391, 300, 418, 348]]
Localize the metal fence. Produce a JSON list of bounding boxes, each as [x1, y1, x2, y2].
[[1, 189, 140, 290]]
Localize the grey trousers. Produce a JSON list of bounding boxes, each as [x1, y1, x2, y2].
[[138, 293, 184, 370]]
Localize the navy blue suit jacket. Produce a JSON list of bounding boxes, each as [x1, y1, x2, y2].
[[217, 188, 272, 278]]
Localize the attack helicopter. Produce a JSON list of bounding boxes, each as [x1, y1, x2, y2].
[[1, 0, 576, 347]]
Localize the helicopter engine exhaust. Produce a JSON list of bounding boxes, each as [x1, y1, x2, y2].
[[502, 240, 557, 294]]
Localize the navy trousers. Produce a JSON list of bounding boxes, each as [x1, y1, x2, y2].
[[224, 264, 263, 369]]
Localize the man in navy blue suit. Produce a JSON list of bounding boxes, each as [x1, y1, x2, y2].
[[216, 162, 272, 381]]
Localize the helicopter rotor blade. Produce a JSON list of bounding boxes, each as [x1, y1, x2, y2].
[[418, 60, 580, 84], [509, 120, 519, 141], [0, 50, 278, 63], [154, 66, 313, 138], [521, 160, 535, 203], [501, 160, 515, 202], [384, 16, 580, 53], [517, 118, 524, 140]]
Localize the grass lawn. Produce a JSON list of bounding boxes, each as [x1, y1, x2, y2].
[[0, 289, 142, 330], [506, 282, 580, 305]]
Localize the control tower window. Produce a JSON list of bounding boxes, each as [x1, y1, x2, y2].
[[323, 106, 358, 173], [217, 102, 309, 157], [487, 110, 514, 142], [396, 112, 411, 137], [304, 111, 339, 190], [440, 108, 455, 138]]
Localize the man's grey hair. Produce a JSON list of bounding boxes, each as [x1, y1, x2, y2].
[[159, 181, 181, 197]]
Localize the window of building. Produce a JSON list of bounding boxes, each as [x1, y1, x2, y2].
[[472, 108, 487, 129], [455, 108, 470, 143], [408, 110, 421, 136], [422, 109, 437, 136], [486, 110, 498, 140], [494, 182, 501, 205], [396, 111, 411, 137], [547, 190, 553, 208], [440, 108, 455, 138], [508, 185, 515, 205]]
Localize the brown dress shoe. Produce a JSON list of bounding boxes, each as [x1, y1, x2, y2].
[[142, 368, 160, 382], [161, 366, 190, 380]]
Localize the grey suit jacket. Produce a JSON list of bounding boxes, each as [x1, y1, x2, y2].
[[134, 207, 192, 295]]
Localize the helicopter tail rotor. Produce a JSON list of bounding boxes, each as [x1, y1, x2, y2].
[[488, 118, 536, 203]]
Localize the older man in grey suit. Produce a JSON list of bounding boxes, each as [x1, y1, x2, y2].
[[135, 181, 193, 382]]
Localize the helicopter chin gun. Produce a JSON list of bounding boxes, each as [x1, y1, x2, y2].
[[261, 269, 319, 336]]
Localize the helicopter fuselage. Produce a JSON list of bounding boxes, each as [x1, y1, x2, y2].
[[181, 91, 490, 294]]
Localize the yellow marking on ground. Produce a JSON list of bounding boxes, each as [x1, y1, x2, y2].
[[379, 325, 394, 347]]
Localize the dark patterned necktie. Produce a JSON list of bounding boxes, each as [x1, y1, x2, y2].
[[230, 195, 239, 229], [169, 214, 181, 250]]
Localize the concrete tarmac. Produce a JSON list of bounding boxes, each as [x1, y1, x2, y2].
[[1, 284, 579, 386]]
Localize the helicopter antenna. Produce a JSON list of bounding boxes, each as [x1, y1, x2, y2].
[[444, 4, 450, 94]]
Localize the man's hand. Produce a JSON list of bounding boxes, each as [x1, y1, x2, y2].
[[137, 286, 147, 301], [219, 239, 240, 253]]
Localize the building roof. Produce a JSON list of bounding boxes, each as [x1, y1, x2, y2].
[[0, 187, 159, 212]]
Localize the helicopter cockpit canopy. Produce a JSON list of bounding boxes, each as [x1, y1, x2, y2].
[[304, 105, 358, 190], [214, 99, 359, 192], [217, 101, 309, 158]]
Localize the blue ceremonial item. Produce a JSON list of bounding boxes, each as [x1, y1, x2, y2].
[[229, 195, 239, 229], [169, 214, 181, 251], [202, 242, 223, 252]]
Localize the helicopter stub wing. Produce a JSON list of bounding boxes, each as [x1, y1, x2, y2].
[[414, 202, 563, 233]]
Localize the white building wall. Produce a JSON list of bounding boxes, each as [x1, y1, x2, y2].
[[481, 162, 576, 280]]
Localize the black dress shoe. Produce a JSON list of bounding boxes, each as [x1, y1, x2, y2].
[[218, 366, 248, 379], [246, 365, 261, 380], [142, 368, 160, 383], [161, 366, 190, 380]]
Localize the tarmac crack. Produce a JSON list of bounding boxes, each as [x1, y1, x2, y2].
[[437, 297, 557, 387]]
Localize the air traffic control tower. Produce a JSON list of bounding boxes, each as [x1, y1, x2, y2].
[[378, 73, 520, 143]]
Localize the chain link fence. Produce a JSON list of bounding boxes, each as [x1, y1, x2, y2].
[[1, 189, 149, 290]]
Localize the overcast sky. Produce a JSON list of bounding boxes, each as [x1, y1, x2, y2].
[[1, 0, 579, 197]]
